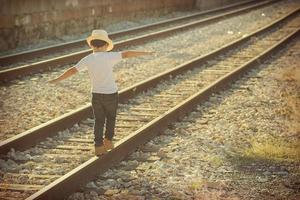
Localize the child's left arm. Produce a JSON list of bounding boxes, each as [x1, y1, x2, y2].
[[48, 67, 78, 84], [121, 50, 154, 59]]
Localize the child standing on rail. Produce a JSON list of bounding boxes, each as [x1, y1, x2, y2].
[[49, 29, 153, 156]]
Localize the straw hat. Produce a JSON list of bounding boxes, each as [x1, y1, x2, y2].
[[86, 29, 113, 51]]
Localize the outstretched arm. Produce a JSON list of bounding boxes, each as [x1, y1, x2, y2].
[[48, 67, 78, 84], [121, 50, 154, 59]]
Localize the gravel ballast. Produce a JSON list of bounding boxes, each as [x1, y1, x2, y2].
[[1, 0, 299, 140], [67, 37, 300, 200], [2, 13, 299, 199]]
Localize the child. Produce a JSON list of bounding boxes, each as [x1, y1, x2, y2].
[[49, 29, 153, 156]]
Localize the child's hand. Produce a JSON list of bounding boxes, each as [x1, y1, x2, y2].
[[144, 51, 155, 55], [122, 50, 155, 58]]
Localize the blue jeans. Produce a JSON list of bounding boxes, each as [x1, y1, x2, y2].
[[91, 92, 118, 146]]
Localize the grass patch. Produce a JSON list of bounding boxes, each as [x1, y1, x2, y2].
[[189, 180, 207, 190], [275, 66, 300, 133], [276, 66, 300, 86], [243, 137, 300, 163], [208, 155, 223, 167]]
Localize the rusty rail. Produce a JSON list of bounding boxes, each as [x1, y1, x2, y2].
[[0, 0, 262, 66], [0, 0, 277, 82], [1, 7, 298, 156], [26, 24, 300, 200]]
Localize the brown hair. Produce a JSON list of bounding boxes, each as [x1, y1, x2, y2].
[[90, 39, 108, 48]]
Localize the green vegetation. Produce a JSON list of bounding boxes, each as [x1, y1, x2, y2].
[[208, 155, 224, 167], [243, 137, 300, 162]]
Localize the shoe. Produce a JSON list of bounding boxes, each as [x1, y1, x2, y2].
[[103, 138, 114, 150], [95, 145, 107, 156]]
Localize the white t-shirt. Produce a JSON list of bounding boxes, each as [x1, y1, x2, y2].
[[75, 52, 122, 94]]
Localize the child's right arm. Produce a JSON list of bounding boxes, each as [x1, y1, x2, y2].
[[48, 67, 78, 84], [121, 51, 154, 59]]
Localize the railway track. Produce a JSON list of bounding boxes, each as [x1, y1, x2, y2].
[[2, 0, 264, 64], [0, 0, 266, 66], [0, 7, 299, 200], [67, 40, 300, 199], [0, 0, 295, 144], [0, 0, 278, 81], [1, 6, 299, 154]]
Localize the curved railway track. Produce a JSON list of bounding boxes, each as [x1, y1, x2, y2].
[[0, 0, 278, 82], [0, 7, 299, 200]]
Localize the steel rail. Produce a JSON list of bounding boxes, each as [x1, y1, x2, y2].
[[26, 24, 300, 200], [0, 7, 298, 155], [0, 0, 263, 66], [0, 0, 277, 82]]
